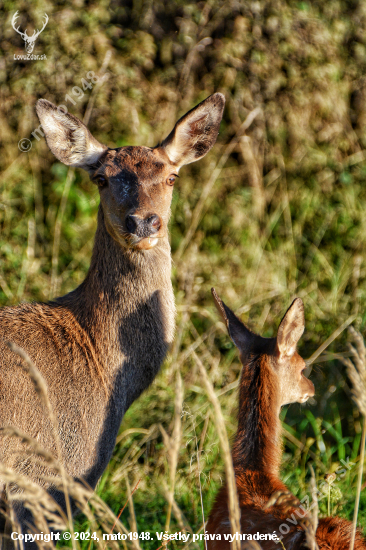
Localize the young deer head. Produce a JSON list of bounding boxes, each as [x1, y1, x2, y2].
[[207, 292, 366, 550], [36, 94, 225, 251], [212, 289, 314, 406]]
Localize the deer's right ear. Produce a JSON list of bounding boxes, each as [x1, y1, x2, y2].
[[160, 93, 225, 168], [211, 288, 252, 352], [276, 298, 305, 360], [36, 99, 107, 173]]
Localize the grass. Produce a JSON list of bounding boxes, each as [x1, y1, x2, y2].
[[1, 0, 366, 547]]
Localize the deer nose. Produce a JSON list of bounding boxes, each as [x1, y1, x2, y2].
[[125, 215, 139, 234], [125, 214, 161, 237], [146, 215, 161, 232]]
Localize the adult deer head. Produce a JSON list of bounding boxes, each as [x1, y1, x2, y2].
[[36, 94, 225, 251]]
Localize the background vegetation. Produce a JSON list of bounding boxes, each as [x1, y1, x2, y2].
[[1, 0, 366, 547]]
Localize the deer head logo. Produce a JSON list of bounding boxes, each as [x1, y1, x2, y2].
[[12, 11, 48, 54]]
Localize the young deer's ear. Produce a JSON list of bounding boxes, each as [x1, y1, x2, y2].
[[211, 288, 252, 352], [276, 298, 305, 360], [36, 99, 107, 173], [160, 93, 225, 168]]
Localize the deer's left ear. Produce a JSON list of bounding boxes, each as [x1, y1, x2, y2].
[[160, 93, 225, 168], [211, 288, 252, 352], [36, 99, 107, 173], [276, 298, 305, 360]]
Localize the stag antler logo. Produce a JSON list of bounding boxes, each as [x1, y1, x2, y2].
[[12, 11, 48, 54]]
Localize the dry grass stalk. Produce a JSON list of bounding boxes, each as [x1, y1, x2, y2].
[[193, 351, 241, 550], [168, 243, 198, 380], [339, 327, 366, 550], [239, 136, 265, 220], [309, 465, 319, 537], [175, 107, 262, 262], [126, 476, 141, 550], [87, 492, 132, 548], [115, 425, 158, 474], [302, 512, 318, 550], [196, 425, 207, 550], [83, 50, 112, 127], [6, 505, 21, 550], [306, 315, 357, 366], [264, 490, 318, 550], [0, 439, 123, 546], [165, 371, 183, 531], [0, 462, 67, 533], [161, 480, 191, 535], [198, 412, 210, 458], [173, 325, 217, 373], [103, 478, 141, 550], [282, 428, 326, 472], [351, 256, 362, 315], [6, 342, 75, 548], [340, 327, 366, 416]]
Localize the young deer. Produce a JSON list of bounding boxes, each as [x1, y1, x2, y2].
[[0, 94, 224, 536], [206, 289, 366, 550]]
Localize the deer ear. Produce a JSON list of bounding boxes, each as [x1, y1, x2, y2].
[[36, 99, 107, 173], [211, 288, 252, 352], [160, 93, 225, 168], [276, 298, 305, 360]]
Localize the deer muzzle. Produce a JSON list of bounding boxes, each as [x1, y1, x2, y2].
[[125, 214, 162, 249], [301, 379, 315, 402]]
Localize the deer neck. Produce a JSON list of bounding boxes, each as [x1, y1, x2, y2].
[[56, 206, 175, 377], [232, 353, 282, 478]]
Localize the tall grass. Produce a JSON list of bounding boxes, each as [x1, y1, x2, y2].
[[1, 0, 366, 547]]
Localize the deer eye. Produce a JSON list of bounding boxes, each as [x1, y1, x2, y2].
[[166, 174, 177, 186], [94, 176, 107, 188]]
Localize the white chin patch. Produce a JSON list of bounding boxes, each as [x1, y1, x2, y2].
[[148, 237, 158, 247], [134, 236, 159, 250]]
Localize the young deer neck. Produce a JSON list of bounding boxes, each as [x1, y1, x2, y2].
[[232, 349, 282, 477]]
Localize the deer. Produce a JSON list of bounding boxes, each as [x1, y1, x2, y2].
[[0, 93, 225, 542], [206, 289, 366, 550], [12, 11, 48, 54]]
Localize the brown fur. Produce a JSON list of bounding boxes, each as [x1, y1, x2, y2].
[[206, 291, 365, 550], [0, 94, 225, 541]]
